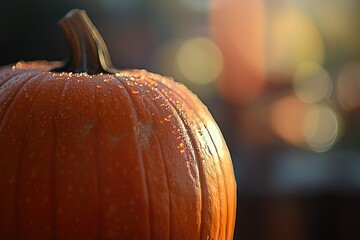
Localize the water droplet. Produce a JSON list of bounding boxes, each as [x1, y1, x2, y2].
[[164, 115, 172, 121], [103, 78, 109, 83], [126, 81, 135, 86], [131, 89, 139, 94], [118, 85, 124, 89], [130, 76, 135, 81], [96, 85, 102, 89]]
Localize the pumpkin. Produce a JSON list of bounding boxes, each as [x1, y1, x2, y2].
[[0, 9, 236, 240]]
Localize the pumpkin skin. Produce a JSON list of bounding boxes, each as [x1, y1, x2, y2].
[[0, 10, 236, 240]]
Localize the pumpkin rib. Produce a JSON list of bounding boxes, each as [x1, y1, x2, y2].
[[115, 77, 151, 239], [184, 94, 235, 240], [140, 79, 172, 239], [52, 79, 70, 240], [0, 71, 25, 89], [203, 131, 228, 239], [151, 131, 172, 239], [0, 72, 27, 122], [93, 79, 102, 240], [12, 73, 46, 239], [0, 71, 42, 239], [144, 91, 172, 240], [158, 80, 232, 239], [164, 83, 228, 239], [154, 83, 204, 240], [0, 72, 42, 131]]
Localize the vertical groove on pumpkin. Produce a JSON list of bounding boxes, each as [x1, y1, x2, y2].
[[202, 126, 228, 239], [165, 83, 229, 239], [173, 88, 233, 240], [180, 85, 236, 240], [52, 80, 70, 240], [176, 84, 232, 239], [93, 77, 102, 239], [0, 72, 40, 130], [152, 133, 172, 239], [10, 73, 45, 239], [116, 77, 151, 239], [158, 80, 228, 239], [154, 83, 205, 240], [145, 86, 172, 240], [0, 71, 24, 90], [140, 79, 171, 239]]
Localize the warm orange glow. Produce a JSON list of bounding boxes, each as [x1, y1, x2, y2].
[[271, 95, 340, 151], [210, 0, 266, 105], [271, 96, 309, 145]]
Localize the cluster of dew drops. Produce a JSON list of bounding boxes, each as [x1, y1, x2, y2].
[[109, 72, 190, 155]]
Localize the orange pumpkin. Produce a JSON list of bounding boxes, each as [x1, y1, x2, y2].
[[0, 10, 236, 240]]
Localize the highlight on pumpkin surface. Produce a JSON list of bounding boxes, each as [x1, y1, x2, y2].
[[337, 61, 360, 111], [293, 62, 332, 103], [270, 95, 341, 152], [176, 37, 224, 85]]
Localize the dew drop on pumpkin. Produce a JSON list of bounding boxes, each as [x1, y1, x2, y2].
[[103, 78, 109, 83], [131, 89, 139, 94], [164, 115, 172, 121], [96, 84, 102, 89], [117, 85, 124, 89]]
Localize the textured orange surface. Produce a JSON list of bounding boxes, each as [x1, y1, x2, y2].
[[0, 61, 236, 240]]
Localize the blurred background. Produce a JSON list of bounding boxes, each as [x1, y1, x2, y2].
[[2, 0, 360, 239]]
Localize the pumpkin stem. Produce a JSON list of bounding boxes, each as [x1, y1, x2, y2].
[[52, 9, 118, 74]]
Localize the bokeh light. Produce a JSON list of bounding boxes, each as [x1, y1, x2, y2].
[[304, 105, 340, 152], [271, 96, 340, 152], [270, 95, 309, 146], [176, 37, 223, 85], [293, 62, 332, 103], [267, 7, 324, 78]]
